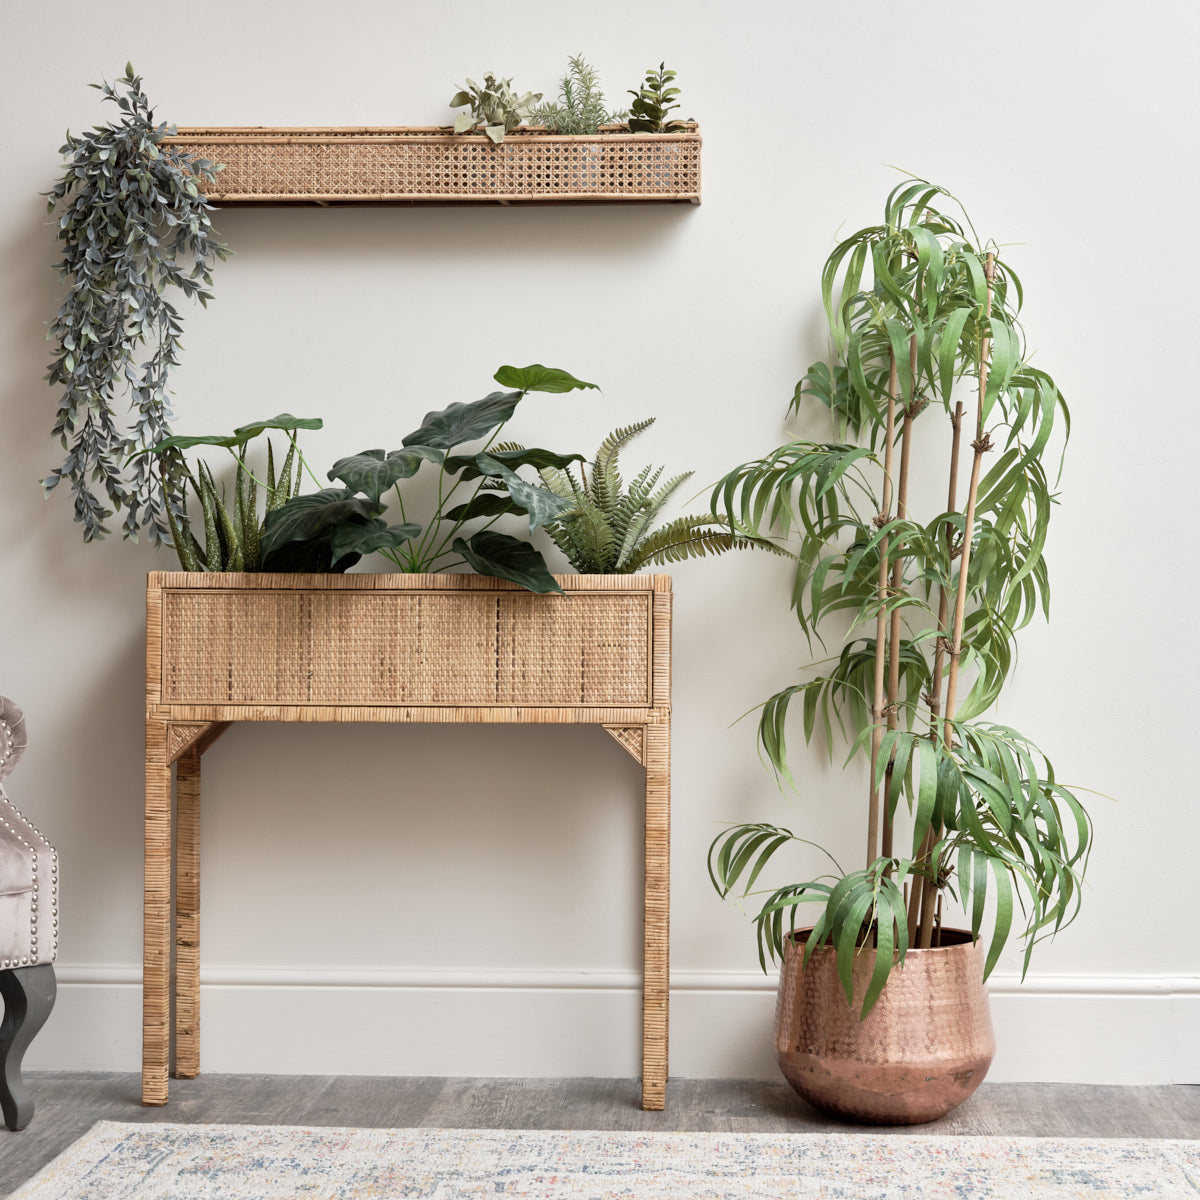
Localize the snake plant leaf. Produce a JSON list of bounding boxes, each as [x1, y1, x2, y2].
[[260, 488, 381, 559], [401, 392, 523, 450], [492, 364, 598, 393], [330, 519, 422, 562], [452, 531, 563, 594], [475, 453, 575, 531], [444, 447, 586, 480], [328, 446, 444, 505], [231, 414, 324, 442]]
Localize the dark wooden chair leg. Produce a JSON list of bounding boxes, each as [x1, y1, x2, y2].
[[0, 964, 57, 1131]]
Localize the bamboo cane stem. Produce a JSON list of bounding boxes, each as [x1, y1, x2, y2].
[[882, 335, 919, 861], [867, 349, 899, 871], [941, 253, 995, 741], [919, 253, 996, 949], [908, 396, 966, 941]]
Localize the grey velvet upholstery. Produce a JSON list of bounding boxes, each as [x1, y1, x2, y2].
[[1, 697, 58, 1131], [0, 699, 57, 970]]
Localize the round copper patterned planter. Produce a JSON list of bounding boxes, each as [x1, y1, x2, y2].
[[774, 928, 995, 1125]]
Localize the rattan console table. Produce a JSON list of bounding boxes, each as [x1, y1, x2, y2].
[[143, 571, 671, 1109]]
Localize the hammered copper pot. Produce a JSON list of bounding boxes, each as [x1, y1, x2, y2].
[[774, 928, 995, 1125]]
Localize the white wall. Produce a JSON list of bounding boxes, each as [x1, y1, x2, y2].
[[2, 0, 1197, 1087]]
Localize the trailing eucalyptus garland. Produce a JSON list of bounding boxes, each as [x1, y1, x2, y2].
[[43, 64, 227, 545]]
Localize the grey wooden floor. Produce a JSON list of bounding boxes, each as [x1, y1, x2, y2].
[[2, 1074, 1197, 1195]]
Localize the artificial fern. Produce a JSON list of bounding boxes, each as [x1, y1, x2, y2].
[[532, 54, 628, 134], [528, 418, 786, 573]]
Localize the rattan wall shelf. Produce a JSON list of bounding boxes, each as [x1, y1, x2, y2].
[[160, 125, 701, 206], [143, 571, 672, 1110]]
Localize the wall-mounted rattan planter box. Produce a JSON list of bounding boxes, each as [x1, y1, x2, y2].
[[160, 125, 701, 206], [142, 572, 672, 1111]]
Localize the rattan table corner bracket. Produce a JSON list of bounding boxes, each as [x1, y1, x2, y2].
[[143, 571, 672, 1110]]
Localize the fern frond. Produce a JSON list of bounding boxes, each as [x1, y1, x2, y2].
[[593, 418, 654, 515], [642, 470, 692, 528], [537, 465, 578, 501], [545, 491, 617, 571], [623, 514, 791, 572]]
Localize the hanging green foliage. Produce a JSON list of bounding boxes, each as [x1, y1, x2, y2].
[[43, 64, 228, 545]]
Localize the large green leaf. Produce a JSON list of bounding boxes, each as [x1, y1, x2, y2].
[[444, 493, 524, 522], [492, 364, 598, 393], [328, 446, 444, 504], [231, 413, 324, 441], [130, 432, 240, 459], [475, 453, 575, 531], [452, 531, 563, 594], [444, 447, 586, 480], [260, 488, 380, 558], [330, 519, 422, 562], [401, 392, 522, 450], [260, 536, 360, 574]]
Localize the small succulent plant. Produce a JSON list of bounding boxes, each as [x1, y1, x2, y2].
[[627, 63, 686, 134], [531, 55, 627, 134], [450, 73, 542, 144]]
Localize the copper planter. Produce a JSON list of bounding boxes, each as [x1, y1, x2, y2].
[[774, 928, 995, 1125]]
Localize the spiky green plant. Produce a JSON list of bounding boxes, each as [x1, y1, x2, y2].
[[532, 418, 784, 573], [532, 55, 627, 134], [134, 415, 321, 571]]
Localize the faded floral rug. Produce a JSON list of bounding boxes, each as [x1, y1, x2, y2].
[[10, 1121, 1199, 1198]]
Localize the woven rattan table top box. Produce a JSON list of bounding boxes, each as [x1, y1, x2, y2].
[[147, 572, 671, 714], [160, 125, 701, 205]]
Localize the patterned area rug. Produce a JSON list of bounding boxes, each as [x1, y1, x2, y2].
[[10, 1121, 1199, 1199]]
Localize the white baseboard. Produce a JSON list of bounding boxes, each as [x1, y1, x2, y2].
[[24, 966, 1200, 1084]]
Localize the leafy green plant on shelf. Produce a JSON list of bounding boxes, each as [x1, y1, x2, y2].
[[450, 74, 543, 144], [529, 418, 785, 572], [259, 364, 595, 593], [531, 55, 628, 134], [707, 179, 1091, 1015], [627, 63, 686, 133], [43, 63, 228, 546], [133, 416, 322, 571]]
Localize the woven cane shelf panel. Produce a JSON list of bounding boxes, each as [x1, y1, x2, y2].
[[160, 126, 701, 205], [156, 582, 653, 707]]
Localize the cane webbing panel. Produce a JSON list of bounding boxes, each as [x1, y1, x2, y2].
[[162, 126, 701, 204], [159, 588, 652, 706]]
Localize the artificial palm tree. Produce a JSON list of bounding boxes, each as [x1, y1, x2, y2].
[[709, 179, 1090, 1014]]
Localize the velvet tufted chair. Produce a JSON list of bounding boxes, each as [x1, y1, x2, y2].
[[0, 697, 57, 1131]]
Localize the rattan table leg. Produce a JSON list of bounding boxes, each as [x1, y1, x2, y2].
[[174, 746, 201, 1079], [641, 720, 670, 1111], [143, 719, 172, 1105]]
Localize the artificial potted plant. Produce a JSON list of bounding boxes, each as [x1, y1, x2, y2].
[[708, 180, 1091, 1124]]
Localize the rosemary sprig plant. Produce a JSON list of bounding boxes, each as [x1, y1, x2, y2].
[[531, 55, 627, 133], [708, 179, 1091, 1015]]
